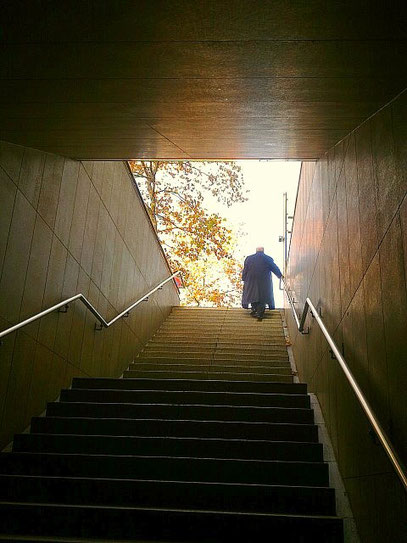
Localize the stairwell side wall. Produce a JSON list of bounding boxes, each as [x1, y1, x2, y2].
[[285, 90, 407, 542], [0, 141, 179, 449]]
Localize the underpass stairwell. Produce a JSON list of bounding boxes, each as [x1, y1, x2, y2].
[[0, 307, 343, 541]]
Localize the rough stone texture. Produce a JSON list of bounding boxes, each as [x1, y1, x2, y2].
[[0, 141, 179, 449], [0, 1, 406, 159], [286, 90, 407, 542]]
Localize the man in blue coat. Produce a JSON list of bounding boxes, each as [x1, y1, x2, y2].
[[241, 247, 283, 320]]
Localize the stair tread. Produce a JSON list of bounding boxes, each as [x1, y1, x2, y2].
[[72, 377, 304, 389], [45, 405, 314, 422], [49, 403, 312, 412], [128, 370, 293, 374], [134, 356, 289, 367], [0, 473, 331, 488], [60, 391, 307, 409], [34, 418, 318, 443], [125, 369, 293, 374], [133, 359, 292, 367], [123, 371, 293, 382], [13, 435, 322, 461], [0, 451, 327, 467], [18, 433, 317, 443], [132, 364, 291, 368], [36, 416, 317, 426], [36, 415, 317, 429], [0, 451, 330, 485], [0, 536, 174, 543], [0, 474, 335, 515], [1, 453, 325, 465], [0, 501, 339, 520]]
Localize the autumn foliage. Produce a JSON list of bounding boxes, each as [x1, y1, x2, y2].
[[128, 160, 247, 306]]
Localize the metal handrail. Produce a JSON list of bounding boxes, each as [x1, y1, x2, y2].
[[281, 278, 407, 492], [0, 271, 181, 341], [280, 276, 303, 331]]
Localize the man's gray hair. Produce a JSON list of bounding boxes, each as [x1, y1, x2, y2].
[[256, 246, 264, 252]]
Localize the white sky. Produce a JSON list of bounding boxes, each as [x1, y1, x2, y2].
[[213, 160, 301, 307]]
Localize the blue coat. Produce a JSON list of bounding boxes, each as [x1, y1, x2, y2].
[[241, 252, 282, 310]]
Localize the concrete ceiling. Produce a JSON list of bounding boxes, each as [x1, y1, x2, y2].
[[1, 1, 406, 160]]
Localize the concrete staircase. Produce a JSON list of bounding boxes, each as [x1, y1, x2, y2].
[[0, 307, 343, 542]]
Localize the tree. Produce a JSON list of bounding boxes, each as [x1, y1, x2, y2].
[[128, 160, 247, 306]]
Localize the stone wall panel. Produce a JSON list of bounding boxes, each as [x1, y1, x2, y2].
[[355, 121, 378, 274], [379, 215, 407, 462], [286, 90, 407, 542], [0, 141, 179, 449]]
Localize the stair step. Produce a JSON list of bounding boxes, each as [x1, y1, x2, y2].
[[34, 416, 318, 441], [129, 362, 292, 374], [54, 401, 310, 417], [145, 343, 287, 351], [0, 502, 343, 541], [140, 351, 289, 361], [0, 453, 330, 486], [0, 536, 134, 543], [0, 475, 336, 515], [123, 370, 293, 382], [158, 319, 283, 325], [160, 316, 282, 319], [156, 335, 286, 341], [0, 536, 164, 543], [134, 356, 291, 366], [171, 310, 282, 315], [149, 338, 287, 345], [45, 403, 314, 424], [71, 378, 306, 395], [169, 311, 282, 315], [154, 333, 286, 341], [141, 351, 289, 360], [157, 328, 285, 336], [142, 349, 289, 358], [13, 434, 322, 461], [171, 308, 281, 312], [163, 313, 282, 319], [159, 322, 284, 328], [60, 388, 304, 408]]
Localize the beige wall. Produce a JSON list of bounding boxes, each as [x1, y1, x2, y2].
[[0, 141, 179, 449], [286, 91, 407, 542]]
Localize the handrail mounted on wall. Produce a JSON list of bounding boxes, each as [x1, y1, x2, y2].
[[0, 271, 181, 342], [281, 278, 407, 493]]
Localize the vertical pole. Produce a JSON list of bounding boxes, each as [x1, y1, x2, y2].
[[283, 192, 288, 275]]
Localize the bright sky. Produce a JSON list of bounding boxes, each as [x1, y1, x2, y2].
[[215, 160, 301, 307]]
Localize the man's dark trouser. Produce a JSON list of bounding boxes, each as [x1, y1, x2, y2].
[[251, 302, 265, 318]]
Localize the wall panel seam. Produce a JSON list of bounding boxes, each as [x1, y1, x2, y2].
[[0, 169, 18, 284]]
